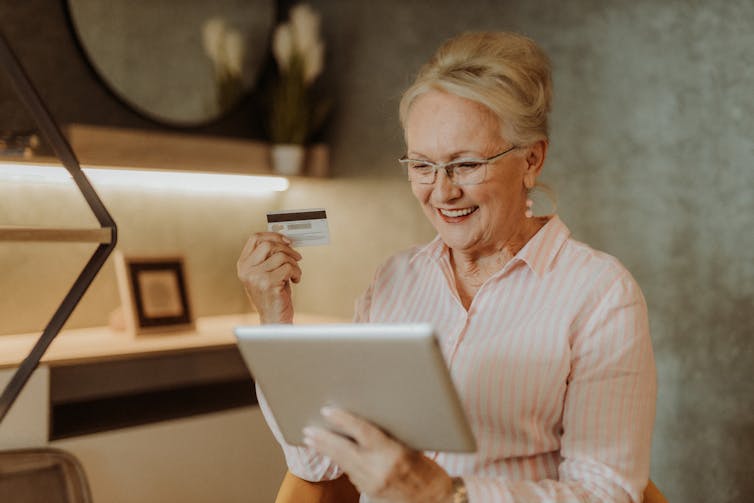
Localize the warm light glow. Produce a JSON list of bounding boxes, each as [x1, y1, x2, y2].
[[0, 161, 289, 194]]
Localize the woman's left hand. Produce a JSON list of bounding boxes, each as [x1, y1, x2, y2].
[[303, 407, 454, 503]]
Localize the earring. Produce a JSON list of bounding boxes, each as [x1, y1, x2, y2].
[[525, 198, 534, 218], [526, 183, 559, 217]]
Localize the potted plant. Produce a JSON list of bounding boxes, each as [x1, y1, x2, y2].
[[268, 3, 329, 175]]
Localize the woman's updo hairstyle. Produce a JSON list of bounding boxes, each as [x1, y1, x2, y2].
[[400, 31, 552, 146]]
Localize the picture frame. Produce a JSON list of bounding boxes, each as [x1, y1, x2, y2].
[[114, 252, 195, 335]]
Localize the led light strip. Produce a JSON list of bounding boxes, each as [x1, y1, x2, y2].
[[0, 161, 290, 194]]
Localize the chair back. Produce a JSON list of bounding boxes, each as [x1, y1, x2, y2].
[[275, 471, 359, 503], [0, 448, 93, 503], [644, 479, 669, 503]]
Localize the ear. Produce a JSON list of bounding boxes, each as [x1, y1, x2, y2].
[[523, 139, 548, 189]]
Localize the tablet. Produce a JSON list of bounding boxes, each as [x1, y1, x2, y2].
[[234, 323, 477, 453]]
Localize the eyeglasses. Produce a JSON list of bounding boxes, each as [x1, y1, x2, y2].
[[398, 145, 518, 185]]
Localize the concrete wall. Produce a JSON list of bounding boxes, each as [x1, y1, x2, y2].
[[1, 1, 752, 502], [288, 1, 754, 501]]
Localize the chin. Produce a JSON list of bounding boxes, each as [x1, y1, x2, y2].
[[437, 231, 476, 251]]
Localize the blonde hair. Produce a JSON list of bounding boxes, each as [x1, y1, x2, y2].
[[399, 32, 552, 145]]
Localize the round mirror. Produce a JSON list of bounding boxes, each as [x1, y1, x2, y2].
[[67, 0, 275, 126]]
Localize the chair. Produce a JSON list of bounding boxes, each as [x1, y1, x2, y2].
[[0, 448, 93, 503], [644, 479, 669, 503], [274, 470, 668, 503], [274, 471, 359, 503]]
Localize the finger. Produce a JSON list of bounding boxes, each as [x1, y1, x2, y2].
[[238, 233, 283, 259], [239, 232, 295, 262], [258, 251, 300, 274], [238, 244, 300, 281], [321, 407, 387, 448], [244, 260, 301, 293], [303, 426, 360, 468], [249, 240, 302, 266], [268, 261, 303, 286], [252, 263, 299, 290]]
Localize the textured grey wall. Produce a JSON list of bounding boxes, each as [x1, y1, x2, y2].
[[1, 1, 752, 501], [299, 1, 753, 501]]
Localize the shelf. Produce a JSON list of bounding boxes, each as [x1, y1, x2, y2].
[[1, 124, 330, 178], [0, 226, 112, 243], [0, 31, 120, 426], [66, 123, 271, 175]]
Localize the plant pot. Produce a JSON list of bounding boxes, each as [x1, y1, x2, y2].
[[271, 143, 305, 176]]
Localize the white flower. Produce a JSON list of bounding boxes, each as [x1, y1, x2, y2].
[[270, 3, 326, 81], [272, 23, 293, 71], [202, 17, 226, 65], [289, 4, 321, 56], [268, 4, 329, 143], [303, 40, 324, 84], [224, 30, 245, 77]]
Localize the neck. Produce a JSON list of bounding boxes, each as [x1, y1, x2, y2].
[[450, 216, 548, 287]]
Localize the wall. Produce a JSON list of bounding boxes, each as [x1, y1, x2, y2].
[[283, 1, 753, 502], [0, 0, 267, 139], [1, 1, 753, 502]]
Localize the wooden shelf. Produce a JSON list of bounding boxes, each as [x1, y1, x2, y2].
[[0, 312, 348, 369], [66, 124, 272, 175], [0, 226, 112, 243], [1, 124, 330, 177]]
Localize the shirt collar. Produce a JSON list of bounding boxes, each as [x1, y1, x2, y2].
[[409, 215, 571, 277], [514, 215, 571, 277], [410, 234, 447, 265]]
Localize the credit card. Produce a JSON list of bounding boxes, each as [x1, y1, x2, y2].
[[266, 208, 330, 247]]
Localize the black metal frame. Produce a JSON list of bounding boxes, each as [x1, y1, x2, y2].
[[0, 30, 118, 424]]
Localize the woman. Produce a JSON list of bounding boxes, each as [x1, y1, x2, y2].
[[237, 32, 656, 503]]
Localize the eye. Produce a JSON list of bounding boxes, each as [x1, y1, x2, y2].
[[452, 161, 484, 171], [408, 162, 434, 172]]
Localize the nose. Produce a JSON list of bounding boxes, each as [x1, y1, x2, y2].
[[431, 168, 462, 202]]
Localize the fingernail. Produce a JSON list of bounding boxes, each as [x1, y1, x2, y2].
[[321, 406, 336, 417], [282, 237, 292, 244]]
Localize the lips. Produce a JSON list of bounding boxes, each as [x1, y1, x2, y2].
[[438, 206, 478, 219]]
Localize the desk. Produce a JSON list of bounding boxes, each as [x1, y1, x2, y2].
[[0, 312, 343, 369], [0, 312, 347, 503], [1, 313, 347, 439]]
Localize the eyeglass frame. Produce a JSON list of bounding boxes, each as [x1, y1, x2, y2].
[[398, 144, 519, 185]]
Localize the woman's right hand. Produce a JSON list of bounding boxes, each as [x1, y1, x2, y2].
[[236, 232, 302, 324]]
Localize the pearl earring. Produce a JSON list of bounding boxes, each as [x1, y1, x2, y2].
[[525, 198, 534, 218]]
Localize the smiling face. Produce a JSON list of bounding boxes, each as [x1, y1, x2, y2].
[[405, 90, 540, 257]]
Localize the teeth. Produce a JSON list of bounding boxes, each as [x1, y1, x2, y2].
[[439, 207, 477, 217]]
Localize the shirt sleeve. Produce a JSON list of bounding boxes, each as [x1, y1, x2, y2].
[[253, 280, 376, 481], [462, 272, 657, 503], [353, 279, 373, 323], [256, 383, 344, 481]]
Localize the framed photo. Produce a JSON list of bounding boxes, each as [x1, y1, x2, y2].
[[114, 252, 194, 335]]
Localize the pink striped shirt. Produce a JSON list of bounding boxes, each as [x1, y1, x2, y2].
[[258, 215, 656, 502]]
